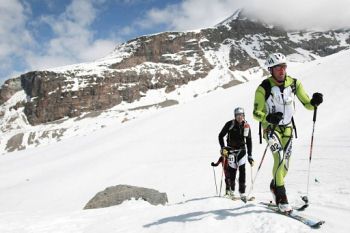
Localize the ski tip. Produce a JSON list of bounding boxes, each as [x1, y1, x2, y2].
[[296, 204, 309, 211]]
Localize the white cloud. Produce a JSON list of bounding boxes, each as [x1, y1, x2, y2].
[[63, 0, 97, 27], [29, 0, 117, 70], [80, 39, 117, 61], [138, 0, 245, 31], [0, 0, 118, 82], [139, 0, 350, 31], [119, 26, 135, 36], [22, 53, 76, 71], [0, 0, 34, 71], [245, 0, 350, 30]]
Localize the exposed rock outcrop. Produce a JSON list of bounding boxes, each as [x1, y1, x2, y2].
[[84, 185, 168, 209], [0, 77, 22, 105]]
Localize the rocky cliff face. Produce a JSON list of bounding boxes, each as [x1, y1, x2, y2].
[[0, 10, 349, 152], [0, 77, 22, 105], [17, 31, 215, 125], [20, 71, 124, 125]]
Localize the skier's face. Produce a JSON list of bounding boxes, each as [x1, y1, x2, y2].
[[271, 64, 287, 83], [235, 113, 244, 123]]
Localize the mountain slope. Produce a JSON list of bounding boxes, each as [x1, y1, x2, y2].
[[0, 49, 349, 233], [1, 10, 350, 153]]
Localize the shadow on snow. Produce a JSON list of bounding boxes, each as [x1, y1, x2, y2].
[[144, 197, 268, 228]]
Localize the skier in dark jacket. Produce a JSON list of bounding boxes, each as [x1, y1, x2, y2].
[[212, 107, 254, 199]]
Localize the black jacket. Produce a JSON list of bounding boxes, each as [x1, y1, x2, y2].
[[218, 120, 252, 156]]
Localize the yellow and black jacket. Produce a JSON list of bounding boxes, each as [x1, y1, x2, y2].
[[253, 75, 314, 131]]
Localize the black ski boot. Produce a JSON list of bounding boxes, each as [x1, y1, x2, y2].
[[275, 185, 292, 213]]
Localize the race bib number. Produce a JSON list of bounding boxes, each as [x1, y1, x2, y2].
[[228, 154, 236, 168], [268, 136, 281, 153]]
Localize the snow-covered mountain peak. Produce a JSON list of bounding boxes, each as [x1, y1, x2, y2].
[[215, 9, 244, 27]]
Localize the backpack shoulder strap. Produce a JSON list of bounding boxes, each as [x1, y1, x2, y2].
[[291, 117, 297, 138], [260, 79, 272, 100], [228, 120, 235, 131], [258, 79, 271, 144], [290, 77, 297, 94], [290, 77, 298, 138]]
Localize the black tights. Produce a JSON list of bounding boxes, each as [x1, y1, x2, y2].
[[225, 164, 246, 193]]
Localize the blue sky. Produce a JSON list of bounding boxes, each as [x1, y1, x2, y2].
[[1, 0, 349, 84]]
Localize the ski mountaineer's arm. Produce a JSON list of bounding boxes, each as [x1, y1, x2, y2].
[[218, 121, 231, 148], [253, 86, 268, 124], [216, 156, 223, 166], [246, 128, 254, 166], [295, 79, 314, 110], [245, 126, 252, 157], [211, 156, 223, 167]]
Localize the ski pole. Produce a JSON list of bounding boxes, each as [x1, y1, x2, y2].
[[219, 156, 227, 196], [212, 166, 218, 196], [250, 164, 253, 188], [246, 125, 276, 200], [303, 107, 318, 204], [219, 164, 224, 196]]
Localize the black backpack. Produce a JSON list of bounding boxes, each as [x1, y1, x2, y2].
[[258, 78, 298, 144]]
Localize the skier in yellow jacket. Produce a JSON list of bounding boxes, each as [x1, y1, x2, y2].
[[253, 53, 323, 212]]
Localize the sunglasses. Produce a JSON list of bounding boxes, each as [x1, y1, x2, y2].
[[273, 64, 287, 70]]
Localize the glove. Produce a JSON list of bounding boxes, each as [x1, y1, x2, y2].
[[266, 112, 283, 125], [310, 92, 323, 107], [220, 147, 229, 157], [248, 157, 254, 167], [211, 162, 215, 167]]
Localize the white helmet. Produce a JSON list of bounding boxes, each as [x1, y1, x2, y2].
[[265, 53, 287, 68], [234, 107, 244, 116]]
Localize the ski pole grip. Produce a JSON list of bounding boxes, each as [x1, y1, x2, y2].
[[313, 107, 317, 122]]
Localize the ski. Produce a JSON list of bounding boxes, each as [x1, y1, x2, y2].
[[262, 201, 308, 211], [260, 202, 325, 229], [223, 195, 255, 202]]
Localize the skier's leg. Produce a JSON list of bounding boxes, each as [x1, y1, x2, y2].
[[282, 128, 293, 178], [267, 130, 285, 187], [266, 129, 288, 205], [275, 128, 293, 199], [275, 128, 293, 212], [224, 166, 235, 196], [238, 164, 246, 194], [229, 166, 237, 193], [270, 179, 276, 203], [224, 168, 231, 195]]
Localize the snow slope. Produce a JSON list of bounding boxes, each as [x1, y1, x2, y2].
[[0, 50, 350, 233]]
